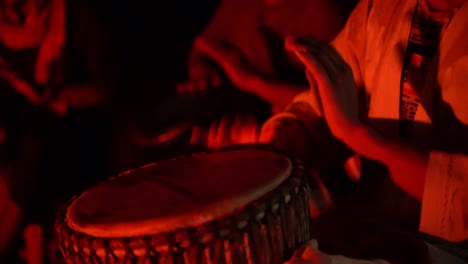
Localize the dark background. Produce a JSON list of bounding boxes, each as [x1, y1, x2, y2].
[[94, 0, 222, 107]]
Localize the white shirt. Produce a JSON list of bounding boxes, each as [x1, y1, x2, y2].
[[265, 0, 468, 243]]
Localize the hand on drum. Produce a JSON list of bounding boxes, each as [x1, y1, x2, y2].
[[190, 114, 260, 149], [285, 37, 362, 145]]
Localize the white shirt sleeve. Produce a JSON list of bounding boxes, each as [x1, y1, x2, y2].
[[420, 151, 468, 242]]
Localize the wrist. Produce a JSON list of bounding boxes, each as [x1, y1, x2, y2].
[[347, 124, 385, 161]]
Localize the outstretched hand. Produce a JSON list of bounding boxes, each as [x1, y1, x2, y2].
[[285, 37, 361, 143]]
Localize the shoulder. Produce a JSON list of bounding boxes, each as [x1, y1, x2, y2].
[[440, 56, 468, 125]]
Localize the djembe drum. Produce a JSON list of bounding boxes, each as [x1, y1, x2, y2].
[[55, 147, 311, 263]]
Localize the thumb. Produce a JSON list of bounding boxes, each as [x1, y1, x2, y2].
[[190, 126, 207, 147]]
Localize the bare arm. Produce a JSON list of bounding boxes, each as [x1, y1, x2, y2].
[[289, 38, 428, 201], [195, 38, 307, 111], [347, 125, 428, 201]]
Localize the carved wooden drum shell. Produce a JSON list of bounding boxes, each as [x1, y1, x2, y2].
[[55, 147, 311, 264]]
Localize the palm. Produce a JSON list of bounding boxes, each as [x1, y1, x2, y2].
[[286, 37, 361, 142]]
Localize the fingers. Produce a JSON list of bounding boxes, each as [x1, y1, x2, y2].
[[178, 62, 223, 94], [194, 37, 256, 91], [213, 114, 232, 148], [228, 114, 259, 144], [211, 114, 258, 147], [238, 115, 258, 144], [25, 4, 49, 28], [189, 62, 221, 83], [286, 37, 347, 85], [292, 47, 342, 114], [231, 114, 244, 143], [176, 77, 220, 94], [294, 37, 347, 72], [24, 0, 43, 25], [0, 68, 42, 105], [292, 46, 331, 88], [207, 119, 220, 149], [194, 37, 224, 64], [190, 114, 260, 149], [194, 37, 237, 77], [34, 0, 66, 84], [190, 125, 207, 147]]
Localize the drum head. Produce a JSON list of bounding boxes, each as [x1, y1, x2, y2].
[[66, 148, 292, 238]]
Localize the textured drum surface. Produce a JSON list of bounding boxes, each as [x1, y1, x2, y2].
[[56, 147, 311, 264], [67, 149, 292, 237]]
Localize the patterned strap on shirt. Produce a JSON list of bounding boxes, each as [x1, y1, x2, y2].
[[398, 0, 456, 137]]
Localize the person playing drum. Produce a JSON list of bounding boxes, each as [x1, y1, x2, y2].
[[271, 0, 468, 262], [204, 0, 468, 263], [179, 0, 352, 112], [181, 0, 358, 151]]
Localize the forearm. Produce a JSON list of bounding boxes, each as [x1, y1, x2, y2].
[[247, 77, 307, 113], [349, 125, 429, 201]]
